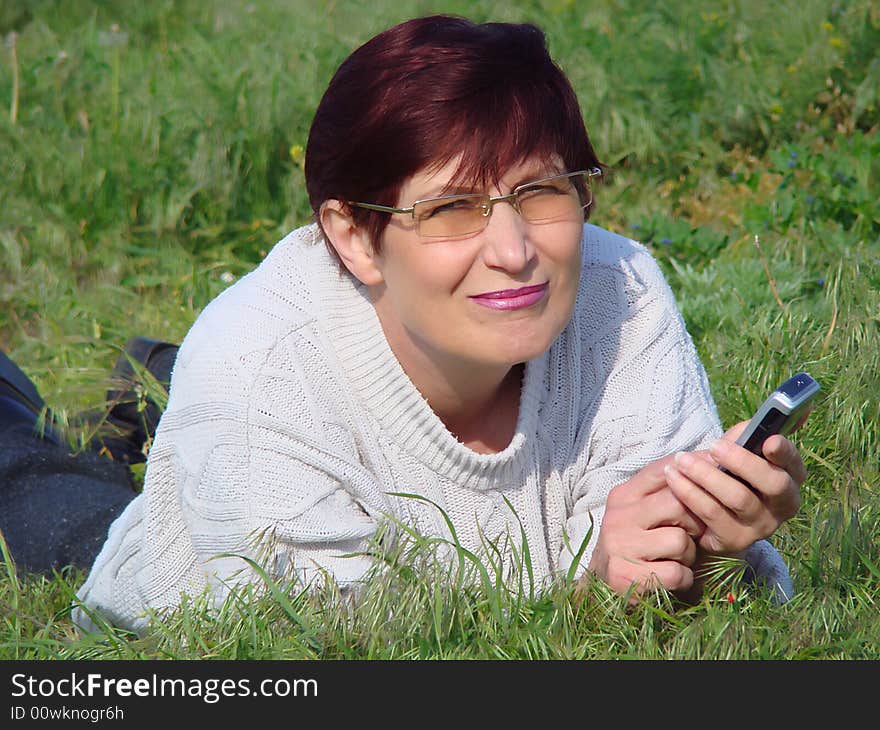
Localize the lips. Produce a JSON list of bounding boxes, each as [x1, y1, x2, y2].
[[469, 282, 549, 311], [472, 283, 547, 299]]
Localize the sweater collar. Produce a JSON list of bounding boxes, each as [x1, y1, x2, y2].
[[307, 225, 545, 491]]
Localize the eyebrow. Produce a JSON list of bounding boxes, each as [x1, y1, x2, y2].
[[509, 167, 565, 188], [421, 166, 564, 200]]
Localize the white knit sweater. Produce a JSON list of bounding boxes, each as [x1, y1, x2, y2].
[[74, 223, 792, 633]]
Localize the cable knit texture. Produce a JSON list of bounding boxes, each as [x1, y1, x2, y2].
[[73, 223, 793, 633]]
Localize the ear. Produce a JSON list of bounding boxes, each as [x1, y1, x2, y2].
[[319, 200, 385, 287]]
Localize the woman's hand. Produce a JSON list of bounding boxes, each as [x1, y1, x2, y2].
[[663, 420, 806, 556], [588, 456, 706, 600]]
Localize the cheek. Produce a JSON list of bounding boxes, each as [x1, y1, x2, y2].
[[545, 224, 583, 284], [545, 226, 583, 322], [379, 249, 470, 333], [557, 223, 584, 261], [385, 245, 472, 299]]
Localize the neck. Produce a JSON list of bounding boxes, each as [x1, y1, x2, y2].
[[373, 303, 523, 452], [421, 357, 521, 434], [442, 364, 524, 453]]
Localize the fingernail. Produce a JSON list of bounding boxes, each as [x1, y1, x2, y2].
[[674, 451, 694, 468], [709, 439, 729, 457]]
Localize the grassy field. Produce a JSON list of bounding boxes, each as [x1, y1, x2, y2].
[[0, 0, 878, 659]]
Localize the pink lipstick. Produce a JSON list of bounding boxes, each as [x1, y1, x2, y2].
[[469, 282, 548, 311]]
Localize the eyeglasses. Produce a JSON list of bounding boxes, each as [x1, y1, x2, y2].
[[348, 168, 602, 240]]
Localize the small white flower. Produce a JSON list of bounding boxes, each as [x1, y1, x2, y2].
[[98, 24, 129, 47]]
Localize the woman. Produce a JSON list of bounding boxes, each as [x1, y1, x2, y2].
[[65, 16, 804, 633]]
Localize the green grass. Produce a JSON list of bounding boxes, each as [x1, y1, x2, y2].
[[1, 0, 878, 659]]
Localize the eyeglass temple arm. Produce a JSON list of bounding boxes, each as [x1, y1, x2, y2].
[[349, 201, 414, 214]]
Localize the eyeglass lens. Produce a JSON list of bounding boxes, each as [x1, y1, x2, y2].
[[413, 172, 591, 239]]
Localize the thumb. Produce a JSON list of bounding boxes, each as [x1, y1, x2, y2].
[[640, 453, 678, 489], [615, 454, 677, 503]]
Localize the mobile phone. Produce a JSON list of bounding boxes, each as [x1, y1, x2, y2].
[[735, 372, 820, 456], [720, 371, 820, 482]]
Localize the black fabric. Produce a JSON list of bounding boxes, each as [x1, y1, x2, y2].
[[0, 349, 45, 413], [0, 396, 44, 435], [103, 344, 178, 463], [0, 343, 175, 575], [0, 422, 135, 575]]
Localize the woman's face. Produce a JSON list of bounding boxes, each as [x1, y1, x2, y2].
[[367, 155, 583, 377]]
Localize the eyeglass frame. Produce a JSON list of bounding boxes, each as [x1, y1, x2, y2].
[[347, 167, 603, 238]]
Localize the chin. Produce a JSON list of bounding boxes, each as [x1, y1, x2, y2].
[[451, 302, 572, 369], [483, 330, 558, 368]]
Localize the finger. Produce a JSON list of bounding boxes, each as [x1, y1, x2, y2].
[[691, 448, 719, 467], [644, 488, 706, 537], [640, 526, 697, 565], [761, 434, 808, 486], [664, 461, 745, 533], [610, 560, 695, 599], [614, 524, 696, 564], [631, 560, 695, 595], [663, 464, 751, 554], [709, 439, 793, 500], [676, 449, 766, 516]]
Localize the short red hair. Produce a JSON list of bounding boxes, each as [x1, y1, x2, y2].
[[305, 15, 602, 259]]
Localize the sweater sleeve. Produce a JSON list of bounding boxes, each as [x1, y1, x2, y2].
[[74, 299, 382, 635], [556, 230, 793, 601]]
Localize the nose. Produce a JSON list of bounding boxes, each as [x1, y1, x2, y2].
[[479, 198, 536, 273]]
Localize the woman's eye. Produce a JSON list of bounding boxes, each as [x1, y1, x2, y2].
[[421, 198, 476, 219], [519, 183, 565, 199]]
